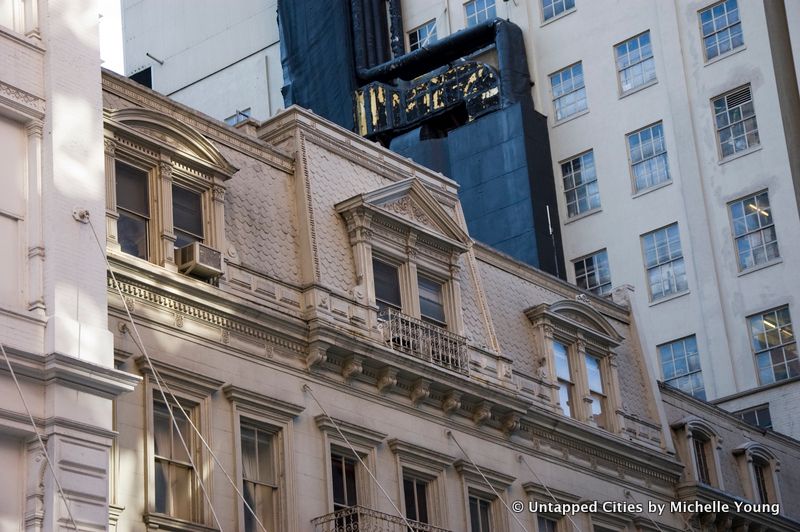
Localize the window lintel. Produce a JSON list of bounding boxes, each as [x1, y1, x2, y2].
[[388, 438, 455, 472], [136, 355, 224, 399], [454, 458, 515, 493], [223, 384, 304, 423], [525, 300, 622, 348], [315, 414, 387, 448]]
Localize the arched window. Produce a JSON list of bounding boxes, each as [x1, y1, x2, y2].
[[733, 442, 782, 505], [670, 417, 723, 488]]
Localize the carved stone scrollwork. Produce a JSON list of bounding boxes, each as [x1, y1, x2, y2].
[[159, 161, 173, 180], [104, 138, 116, 155], [575, 293, 591, 304], [542, 324, 554, 338], [409, 379, 430, 405], [441, 390, 461, 417], [220, 329, 230, 344], [212, 185, 225, 202], [174, 313, 184, 328], [341, 356, 363, 382], [501, 413, 520, 436], [26, 120, 44, 138], [472, 401, 492, 426], [376, 367, 397, 394], [306, 345, 328, 371]]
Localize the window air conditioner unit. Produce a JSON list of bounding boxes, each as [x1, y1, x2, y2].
[[175, 242, 222, 279]]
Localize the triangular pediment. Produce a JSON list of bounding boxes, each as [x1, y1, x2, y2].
[[106, 108, 238, 177], [337, 178, 471, 249]]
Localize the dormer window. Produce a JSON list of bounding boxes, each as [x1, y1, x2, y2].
[[733, 442, 782, 505], [693, 433, 712, 484], [419, 275, 446, 327], [671, 417, 724, 488], [526, 300, 623, 432], [104, 108, 237, 280]]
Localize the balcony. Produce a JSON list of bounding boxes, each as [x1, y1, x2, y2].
[[378, 308, 469, 375], [312, 506, 452, 532]]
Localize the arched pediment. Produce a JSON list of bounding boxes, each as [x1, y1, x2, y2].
[[548, 299, 623, 343], [106, 108, 238, 177], [734, 441, 779, 463], [671, 416, 720, 442]]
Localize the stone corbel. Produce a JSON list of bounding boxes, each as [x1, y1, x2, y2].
[[306, 343, 329, 371], [409, 378, 430, 405], [376, 367, 397, 394], [501, 412, 521, 436], [472, 401, 493, 426], [341, 355, 363, 382], [441, 390, 461, 417], [715, 515, 733, 532]]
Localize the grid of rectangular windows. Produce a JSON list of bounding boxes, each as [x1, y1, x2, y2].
[[699, 0, 743, 61], [729, 191, 779, 271], [749, 306, 798, 385], [713, 85, 759, 158], [465, 0, 496, 27], [615, 31, 656, 93], [642, 223, 687, 301], [550, 63, 587, 121], [628, 122, 669, 192], [542, 0, 574, 21], [409, 19, 437, 51], [573, 249, 611, 295], [659, 335, 706, 400], [735, 405, 772, 430], [561, 151, 600, 217]]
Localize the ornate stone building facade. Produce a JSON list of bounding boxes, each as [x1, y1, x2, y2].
[[98, 70, 800, 531]]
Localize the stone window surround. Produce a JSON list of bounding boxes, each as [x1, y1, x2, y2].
[[136, 356, 224, 531], [455, 459, 514, 532], [104, 108, 235, 272], [388, 439, 455, 529], [336, 178, 470, 335], [315, 414, 388, 513], [733, 441, 782, 505], [525, 301, 623, 432], [223, 385, 304, 532], [523, 481, 579, 532], [0, 0, 40, 39], [670, 417, 725, 489]]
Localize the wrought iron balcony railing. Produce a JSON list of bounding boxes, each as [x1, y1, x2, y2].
[[378, 308, 469, 375], [311, 505, 452, 532]]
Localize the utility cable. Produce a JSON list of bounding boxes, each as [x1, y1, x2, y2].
[[302, 383, 417, 530], [518, 455, 583, 532], [1, 342, 80, 531], [448, 431, 530, 532], [82, 214, 226, 531]]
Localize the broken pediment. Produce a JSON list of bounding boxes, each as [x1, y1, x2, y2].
[[335, 178, 471, 254]]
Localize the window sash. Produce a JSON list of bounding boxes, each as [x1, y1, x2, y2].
[[713, 87, 758, 157], [616, 32, 656, 92], [469, 495, 492, 532], [465, 0, 496, 27], [729, 192, 778, 270], [693, 437, 711, 484], [628, 123, 669, 192], [542, 0, 575, 21], [562, 151, 600, 217], [750, 307, 798, 384], [418, 275, 446, 326], [550, 63, 587, 121], [642, 224, 687, 300], [699, 0, 743, 60], [373, 259, 402, 313], [403, 476, 429, 524], [409, 20, 437, 51], [573, 250, 611, 295], [659, 336, 705, 399], [753, 461, 770, 503], [172, 183, 204, 249], [331, 453, 358, 510]]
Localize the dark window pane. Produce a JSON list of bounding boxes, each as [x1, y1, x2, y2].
[[373, 259, 401, 313], [116, 161, 149, 215], [418, 275, 446, 325], [173, 184, 203, 247]]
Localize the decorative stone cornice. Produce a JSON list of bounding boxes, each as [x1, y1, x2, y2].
[[0, 80, 45, 118], [222, 384, 304, 423], [388, 439, 455, 472], [314, 414, 387, 448]]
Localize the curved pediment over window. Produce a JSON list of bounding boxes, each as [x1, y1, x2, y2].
[[106, 108, 238, 178], [734, 441, 779, 464], [525, 299, 623, 347]]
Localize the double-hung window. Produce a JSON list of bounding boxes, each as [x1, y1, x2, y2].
[[627, 122, 669, 192], [409, 19, 437, 51], [729, 191, 779, 271], [749, 306, 797, 384], [573, 250, 611, 295], [403, 475, 430, 524], [641, 223, 687, 301], [115, 161, 150, 259], [585, 354, 607, 428], [153, 399, 197, 521], [735, 405, 772, 430], [373, 258, 402, 314], [469, 493, 493, 532], [542, 0, 574, 22], [418, 275, 446, 327], [659, 335, 706, 400], [465, 0, 496, 27], [550, 63, 587, 121], [553, 341, 574, 418], [713, 85, 759, 158], [240, 423, 277, 532], [699, 0, 743, 61], [615, 31, 656, 94], [561, 151, 600, 217]]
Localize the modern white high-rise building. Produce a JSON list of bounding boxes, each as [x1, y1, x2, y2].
[[120, 0, 800, 439]]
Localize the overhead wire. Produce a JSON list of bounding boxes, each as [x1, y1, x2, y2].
[[82, 213, 270, 532], [0, 342, 80, 531], [448, 431, 531, 532], [302, 383, 417, 530]]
